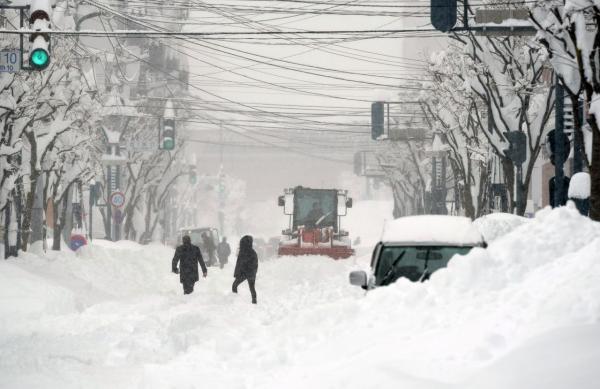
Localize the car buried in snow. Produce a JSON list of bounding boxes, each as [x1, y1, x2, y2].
[[349, 215, 486, 289]]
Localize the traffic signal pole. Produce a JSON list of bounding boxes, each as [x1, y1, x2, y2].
[[516, 163, 524, 214], [572, 97, 585, 174], [554, 80, 567, 207]]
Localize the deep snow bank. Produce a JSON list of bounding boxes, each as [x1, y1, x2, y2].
[[269, 205, 600, 388], [473, 212, 529, 243], [0, 205, 599, 389]]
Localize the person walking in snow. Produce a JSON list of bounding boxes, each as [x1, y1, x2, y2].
[[202, 232, 217, 266], [172, 235, 207, 295], [232, 235, 258, 304], [217, 237, 231, 269]]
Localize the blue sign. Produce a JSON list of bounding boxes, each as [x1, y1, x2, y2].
[[0, 50, 20, 73], [69, 234, 88, 251]]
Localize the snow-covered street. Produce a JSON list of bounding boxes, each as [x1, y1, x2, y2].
[[1, 205, 599, 389], [3, 1, 600, 388]]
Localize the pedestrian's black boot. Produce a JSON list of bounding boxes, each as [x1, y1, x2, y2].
[[252, 298, 257, 304]]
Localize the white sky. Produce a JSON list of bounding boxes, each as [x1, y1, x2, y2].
[[172, 1, 448, 200]]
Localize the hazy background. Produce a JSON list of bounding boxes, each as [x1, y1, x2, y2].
[[180, 4, 447, 203]]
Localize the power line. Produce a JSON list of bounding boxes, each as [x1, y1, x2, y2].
[[0, 27, 441, 37]]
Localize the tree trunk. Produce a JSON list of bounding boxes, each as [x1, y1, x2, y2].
[[21, 131, 39, 252], [390, 181, 404, 218], [590, 123, 600, 221], [462, 184, 476, 219], [52, 199, 62, 251], [139, 190, 155, 243], [30, 176, 45, 244], [20, 184, 35, 251], [476, 165, 490, 218], [52, 183, 73, 250], [123, 202, 135, 240], [502, 158, 516, 213]]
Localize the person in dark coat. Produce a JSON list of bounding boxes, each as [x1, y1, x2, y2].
[[172, 235, 207, 295], [202, 233, 217, 266], [232, 235, 258, 304], [217, 237, 231, 269]]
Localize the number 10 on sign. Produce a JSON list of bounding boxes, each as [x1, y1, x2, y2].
[[0, 50, 21, 73]]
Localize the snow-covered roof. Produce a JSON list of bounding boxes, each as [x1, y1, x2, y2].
[[381, 215, 484, 246]]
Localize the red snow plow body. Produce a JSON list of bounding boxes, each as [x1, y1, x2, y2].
[[277, 187, 354, 259]]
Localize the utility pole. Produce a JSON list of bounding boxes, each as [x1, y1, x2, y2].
[[218, 121, 225, 235]]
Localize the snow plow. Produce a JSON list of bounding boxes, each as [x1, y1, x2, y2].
[[277, 186, 354, 259]]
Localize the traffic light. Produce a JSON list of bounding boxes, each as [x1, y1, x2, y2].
[[503, 131, 527, 165], [161, 118, 175, 150], [431, 0, 457, 33], [28, 0, 52, 70], [371, 102, 385, 140], [546, 129, 571, 166]]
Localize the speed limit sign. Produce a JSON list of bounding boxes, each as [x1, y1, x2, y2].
[[110, 191, 126, 208]]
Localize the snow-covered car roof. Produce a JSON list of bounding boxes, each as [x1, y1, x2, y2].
[[381, 215, 484, 247]]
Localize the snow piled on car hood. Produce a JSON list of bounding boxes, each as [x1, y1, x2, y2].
[[0, 204, 599, 389]]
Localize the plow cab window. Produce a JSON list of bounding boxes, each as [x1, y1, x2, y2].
[[293, 189, 338, 230]]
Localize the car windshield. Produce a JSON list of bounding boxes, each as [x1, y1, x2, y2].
[[375, 245, 473, 285]]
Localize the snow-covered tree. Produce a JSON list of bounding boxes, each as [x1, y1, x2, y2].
[[0, 34, 102, 252], [449, 31, 554, 215], [530, 0, 600, 220], [422, 49, 491, 218], [376, 138, 430, 218]]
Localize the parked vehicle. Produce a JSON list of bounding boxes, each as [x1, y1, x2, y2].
[[349, 215, 485, 289], [177, 227, 220, 266]]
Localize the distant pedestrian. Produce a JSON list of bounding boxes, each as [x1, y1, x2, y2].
[[232, 235, 258, 304], [202, 232, 217, 266], [172, 235, 207, 295], [217, 237, 232, 269]]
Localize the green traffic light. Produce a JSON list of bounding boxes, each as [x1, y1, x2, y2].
[[30, 48, 49, 70], [163, 138, 175, 150]]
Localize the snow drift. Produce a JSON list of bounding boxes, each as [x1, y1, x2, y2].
[[0, 204, 598, 389]]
